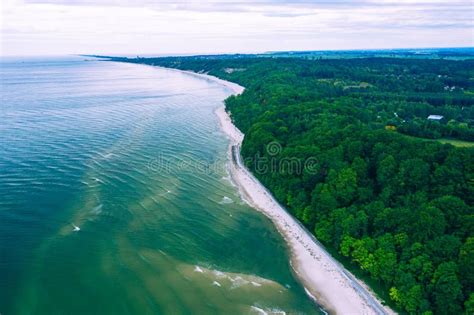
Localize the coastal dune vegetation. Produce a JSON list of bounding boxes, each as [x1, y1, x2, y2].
[[114, 55, 474, 314]]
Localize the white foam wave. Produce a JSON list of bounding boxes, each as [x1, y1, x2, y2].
[[219, 196, 233, 204], [212, 270, 225, 277], [92, 177, 104, 183], [194, 266, 204, 273], [250, 306, 285, 315], [250, 306, 268, 315]]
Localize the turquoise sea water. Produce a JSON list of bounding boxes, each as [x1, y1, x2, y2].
[[0, 57, 321, 314]]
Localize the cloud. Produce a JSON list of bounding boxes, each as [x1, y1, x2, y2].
[[1, 0, 473, 56], [19, 0, 473, 9]]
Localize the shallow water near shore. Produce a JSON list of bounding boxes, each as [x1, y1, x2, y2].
[[0, 57, 322, 314]]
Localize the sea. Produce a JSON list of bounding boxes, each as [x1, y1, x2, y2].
[[0, 56, 322, 314]]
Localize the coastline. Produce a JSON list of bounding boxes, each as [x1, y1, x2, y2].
[[215, 105, 387, 315], [123, 62, 393, 314], [209, 80, 393, 314]]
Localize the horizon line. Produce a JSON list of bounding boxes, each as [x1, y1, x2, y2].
[[2, 45, 474, 58]]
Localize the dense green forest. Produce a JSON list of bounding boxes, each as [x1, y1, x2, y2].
[[113, 55, 474, 314], [265, 47, 474, 60]]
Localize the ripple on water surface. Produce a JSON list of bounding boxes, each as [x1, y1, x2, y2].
[[0, 57, 322, 314]]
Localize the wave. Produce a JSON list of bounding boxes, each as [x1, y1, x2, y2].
[[219, 196, 234, 204]]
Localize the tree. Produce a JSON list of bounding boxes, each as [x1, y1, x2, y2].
[[431, 195, 470, 235], [465, 293, 474, 315], [408, 204, 446, 242], [431, 262, 463, 315], [376, 154, 397, 187], [311, 183, 338, 214], [398, 158, 430, 191], [405, 285, 429, 314], [459, 237, 474, 293], [328, 167, 358, 206]]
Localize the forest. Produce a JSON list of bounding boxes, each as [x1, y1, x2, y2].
[[112, 55, 474, 314]]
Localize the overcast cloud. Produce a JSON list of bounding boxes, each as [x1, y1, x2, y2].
[[1, 0, 473, 56]]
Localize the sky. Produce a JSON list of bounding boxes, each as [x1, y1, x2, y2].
[[1, 0, 473, 56]]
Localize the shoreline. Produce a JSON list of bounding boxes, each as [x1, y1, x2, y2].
[[216, 106, 387, 315], [116, 61, 393, 314], [209, 82, 393, 314]]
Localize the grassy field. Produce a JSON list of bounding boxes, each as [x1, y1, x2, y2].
[[400, 133, 474, 148], [400, 134, 474, 148], [435, 138, 474, 147]]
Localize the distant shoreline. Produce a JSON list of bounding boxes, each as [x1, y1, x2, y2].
[[113, 61, 393, 314]]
